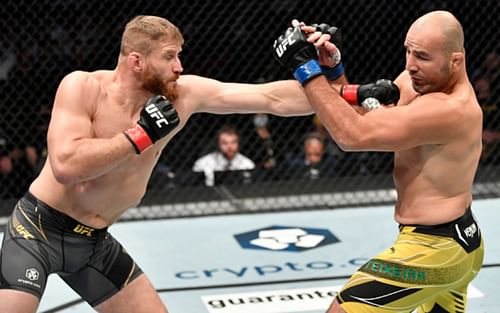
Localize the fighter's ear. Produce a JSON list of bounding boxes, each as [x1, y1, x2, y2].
[[127, 52, 143, 73], [451, 52, 464, 71]]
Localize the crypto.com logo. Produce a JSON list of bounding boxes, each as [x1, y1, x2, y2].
[[235, 225, 340, 252]]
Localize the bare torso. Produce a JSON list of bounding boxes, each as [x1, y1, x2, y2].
[[29, 71, 195, 228], [393, 72, 482, 225]]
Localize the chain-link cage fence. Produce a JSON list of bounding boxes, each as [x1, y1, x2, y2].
[[0, 0, 499, 219]]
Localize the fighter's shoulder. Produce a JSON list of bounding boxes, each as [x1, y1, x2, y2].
[[59, 70, 104, 92], [177, 74, 219, 89], [412, 90, 459, 107], [55, 71, 106, 114], [176, 74, 224, 103]]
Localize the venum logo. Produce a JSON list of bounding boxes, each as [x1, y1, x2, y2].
[[234, 225, 340, 252], [464, 223, 477, 238], [25, 268, 39, 281]]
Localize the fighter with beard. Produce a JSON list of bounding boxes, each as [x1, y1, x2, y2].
[[0, 15, 329, 313]]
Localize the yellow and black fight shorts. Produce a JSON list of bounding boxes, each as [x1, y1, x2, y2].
[[336, 207, 484, 313], [0, 192, 143, 307]]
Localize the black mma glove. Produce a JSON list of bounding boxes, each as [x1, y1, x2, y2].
[[341, 79, 400, 107], [273, 26, 323, 85], [312, 23, 345, 81], [313, 23, 342, 50], [124, 95, 180, 154]]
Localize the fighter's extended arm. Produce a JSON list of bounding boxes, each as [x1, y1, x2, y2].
[[180, 75, 314, 116]]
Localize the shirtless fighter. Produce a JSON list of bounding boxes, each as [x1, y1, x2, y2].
[[274, 10, 484, 313], [0, 15, 397, 313]]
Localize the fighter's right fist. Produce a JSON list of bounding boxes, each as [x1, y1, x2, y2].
[[273, 26, 323, 85], [124, 95, 179, 154]]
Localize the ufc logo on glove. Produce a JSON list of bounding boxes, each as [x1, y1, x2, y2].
[[274, 34, 297, 57], [145, 104, 170, 128]]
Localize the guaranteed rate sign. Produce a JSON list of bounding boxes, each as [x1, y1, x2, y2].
[[202, 286, 341, 313]]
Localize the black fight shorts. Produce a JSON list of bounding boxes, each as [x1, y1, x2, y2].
[[0, 192, 143, 307]]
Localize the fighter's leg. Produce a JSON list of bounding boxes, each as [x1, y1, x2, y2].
[[0, 201, 53, 313], [0, 290, 39, 313], [417, 283, 468, 313], [62, 232, 167, 312], [95, 273, 168, 313]]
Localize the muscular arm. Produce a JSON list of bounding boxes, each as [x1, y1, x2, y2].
[[179, 75, 317, 116], [48, 72, 134, 185], [303, 75, 465, 151]]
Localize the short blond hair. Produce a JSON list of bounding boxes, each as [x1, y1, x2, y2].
[[120, 15, 184, 56]]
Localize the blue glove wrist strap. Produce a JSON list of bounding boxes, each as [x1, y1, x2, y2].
[[293, 60, 323, 85], [322, 62, 345, 81]]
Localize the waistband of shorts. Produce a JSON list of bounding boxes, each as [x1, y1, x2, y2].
[[22, 191, 108, 237], [399, 206, 475, 237]]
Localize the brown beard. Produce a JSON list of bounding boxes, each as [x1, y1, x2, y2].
[[163, 81, 179, 102], [141, 64, 179, 101]]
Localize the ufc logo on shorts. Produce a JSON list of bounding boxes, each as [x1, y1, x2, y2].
[[73, 224, 95, 237], [275, 34, 297, 57], [15, 224, 34, 240], [145, 104, 170, 128]]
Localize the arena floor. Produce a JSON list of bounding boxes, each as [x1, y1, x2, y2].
[[2, 198, 498, 313]]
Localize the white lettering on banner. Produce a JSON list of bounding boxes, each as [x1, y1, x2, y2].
[[175, 259, 367, 279], [202, 286, 340, 313], [201, 285, 484, 313]]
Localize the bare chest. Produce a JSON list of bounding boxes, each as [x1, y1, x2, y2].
[[394, 145, 441, 179], [91, 104, 137, 139]]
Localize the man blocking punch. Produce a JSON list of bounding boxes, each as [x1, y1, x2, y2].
[[273, 11, 484, 313]]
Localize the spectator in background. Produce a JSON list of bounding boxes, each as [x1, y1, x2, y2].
[[0, 131, 34, 199], [311, 113, 344, 159], [6, 144, 37, 198], [26, 104, 51, 175], [193, 125, 255, 186], [474, 51, 499, 95], [0, 36, 17, 84], [0, 129, 12, 199], [244, 113, 277, 169], [473, 58, 500, 165], [283, 131, 336, 180]]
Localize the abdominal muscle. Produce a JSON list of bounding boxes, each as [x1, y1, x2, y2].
[[393, 157, 472, 225], [29, 155, 157, 229]]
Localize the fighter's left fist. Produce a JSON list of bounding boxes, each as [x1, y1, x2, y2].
[[341, 79, 400, 106], [273, 26, 323, 85]]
